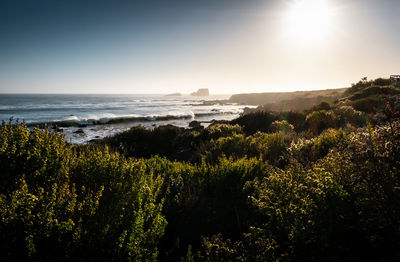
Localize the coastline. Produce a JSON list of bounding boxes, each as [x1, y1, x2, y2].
[[0, 94, 256, 144], [2, 78, 400, 260], [10, 87, 350, 144]]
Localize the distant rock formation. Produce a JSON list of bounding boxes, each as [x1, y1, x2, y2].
[[73, 129, 85, 134], [191, 88, 209, 96], [165, 93, 182, 97]]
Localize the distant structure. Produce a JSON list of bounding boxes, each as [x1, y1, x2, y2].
[[390, 75, 400, 85], [191, 88, 209, 96]]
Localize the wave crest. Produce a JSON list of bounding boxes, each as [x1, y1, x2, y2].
[[26, 111, 232, 127]]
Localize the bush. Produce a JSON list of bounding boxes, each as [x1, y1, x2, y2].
[[203, 124, 243, 140], [199, 163, 351, 261], [278, 111, 307, 133], [269, 120, 294, 134], [158, 157, 272, 261], [199, 121, 400, 261], [351, 97, 384, 114], [247, 132, 290, 167], [231, 112, 275, 135], [306, 110, 339, 135], [311, 101, 331, 111], [289, 128, 347, 164], [334, 106, 366, 127], [373, 78, 392, 86], [349, 86, 400, 101], [2, 98, 400, 261], [0, 123, 166, 261]]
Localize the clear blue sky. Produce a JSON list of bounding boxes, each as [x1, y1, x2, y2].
[[1, 0, 399, 94]]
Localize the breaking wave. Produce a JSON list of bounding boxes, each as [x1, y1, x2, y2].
[[26, 111, 234, 127]]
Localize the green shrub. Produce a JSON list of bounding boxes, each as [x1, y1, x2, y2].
[[334, 105, 366, 127], [269, 120, 294, 134], [204, 124, 243, 139], [231, 111, 275, 135], [351, 97, 383, 114], [349, 86, 400, 101], [247, 132, 290, 167], [289, 128, 347, 163], [158, 156, 272, 261], [2, 103, 400, 261], [373, 78, 392, 86], [0, 123, 166, 261], [278, 111, 307, 133], [306, 110, 339, 135]]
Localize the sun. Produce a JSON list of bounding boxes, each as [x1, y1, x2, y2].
[[285, 0, 334, 44]]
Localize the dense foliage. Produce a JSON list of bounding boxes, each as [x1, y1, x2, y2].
[[1, 78, 400, 261], [0, 123, 166, 261]]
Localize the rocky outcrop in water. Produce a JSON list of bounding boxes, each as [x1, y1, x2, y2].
[[191, 88, 209, 96]]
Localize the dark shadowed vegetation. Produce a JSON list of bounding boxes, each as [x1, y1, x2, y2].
[[1, 78, 400, 261]]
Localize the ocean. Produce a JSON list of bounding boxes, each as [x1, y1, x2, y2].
[[0, 94, 255, 143]]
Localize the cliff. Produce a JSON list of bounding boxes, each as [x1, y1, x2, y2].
[[229, 88, 348, 110]]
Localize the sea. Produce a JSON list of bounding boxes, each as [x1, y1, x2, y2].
[[0, 94, 255, 144]]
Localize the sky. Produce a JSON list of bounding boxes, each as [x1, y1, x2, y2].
[[0, 0, 399, 94]]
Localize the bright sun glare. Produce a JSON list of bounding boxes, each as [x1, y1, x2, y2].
[[285, 0, 334, 44]]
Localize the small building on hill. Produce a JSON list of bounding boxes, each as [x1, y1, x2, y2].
[[390, 75, 400, 85]]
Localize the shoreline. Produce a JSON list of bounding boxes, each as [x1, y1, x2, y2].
[[1, 94, 255, 144], [31, 109, 248, 144]]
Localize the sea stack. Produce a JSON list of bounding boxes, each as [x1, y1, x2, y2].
[[191, 88, 209, 96]]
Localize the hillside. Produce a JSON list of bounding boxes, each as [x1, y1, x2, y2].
[[1, 78, 400, 261], [231, 78, 400, 115], [337, 78, 400, 114], [229, 88, 348, 110]]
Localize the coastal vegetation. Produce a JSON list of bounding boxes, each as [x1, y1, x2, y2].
[[228, 87, 347, 110], [1, 78, 400, 261]]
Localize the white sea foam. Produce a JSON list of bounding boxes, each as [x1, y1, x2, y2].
[[0, 94, 257, 143]]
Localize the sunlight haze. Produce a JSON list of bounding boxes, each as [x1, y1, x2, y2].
[[0, 0, 399, 94]]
